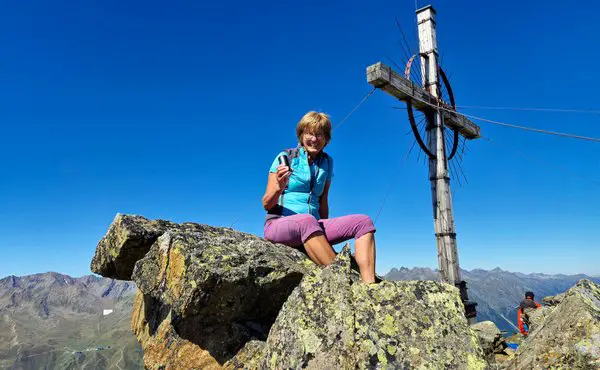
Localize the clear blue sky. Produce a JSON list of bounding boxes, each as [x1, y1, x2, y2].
[[1, 0, 599, 278]]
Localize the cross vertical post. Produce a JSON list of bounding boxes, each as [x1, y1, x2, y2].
[[417, 5, 476, 323], [417, 6, 460, 286], [365, 4, 479, 323]]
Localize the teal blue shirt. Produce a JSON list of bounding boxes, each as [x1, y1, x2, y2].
[[269, 147, 334, 220]]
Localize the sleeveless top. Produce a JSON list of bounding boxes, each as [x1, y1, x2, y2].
[[266, 147, 333, 222]]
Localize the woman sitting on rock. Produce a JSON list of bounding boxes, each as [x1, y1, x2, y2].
[[261, 111, 377, 283]]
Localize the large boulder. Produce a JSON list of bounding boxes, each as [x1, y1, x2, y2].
[[131, 228, 315, 368], [91, 214, 183, 280], [132, 230, 315, 321], [503, 279, 600, 369], [92, 214, 316, 369], [260, 245, 488, 369]]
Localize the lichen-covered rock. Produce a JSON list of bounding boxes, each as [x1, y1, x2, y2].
[[91, 214, 184, 280], [223, 340, 266, 370], [130, 224, 316, 367], [494, 347, 516, 367], [471, 321, 507, 363], [523, 305, 546, 333], [132, 228, 315, 323], [261, 245, 488, 369], [91, 215, 493, 368], [131, 290, 223, 370], [503, 279, 600, 369]]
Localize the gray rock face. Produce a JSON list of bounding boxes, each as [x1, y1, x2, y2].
[[131, 228, 316, 366], [91, 214, 181, 280], [522, 306, 545, 334], [91, 214, 224, 280], [93, 214, 316, 369], [503, 279, 600, 369], [261, 246, 488, 369], [132, 229, 315, 321]]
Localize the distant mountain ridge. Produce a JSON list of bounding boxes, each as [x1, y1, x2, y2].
[[3, 268, 598, 368], [0, 272, 142, 370], [385, 267, 600, 333]]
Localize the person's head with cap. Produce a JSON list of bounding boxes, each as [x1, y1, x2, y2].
[[525, 291, 535, 300]]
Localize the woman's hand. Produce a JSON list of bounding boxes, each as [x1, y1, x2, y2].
[[262, 165, 292, 211], [275, 164, 292, 190]]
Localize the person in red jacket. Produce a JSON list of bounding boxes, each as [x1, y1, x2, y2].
[[517, 291, 542, 336]]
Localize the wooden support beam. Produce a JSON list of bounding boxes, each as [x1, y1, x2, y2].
[[366, 62, 481, 139]]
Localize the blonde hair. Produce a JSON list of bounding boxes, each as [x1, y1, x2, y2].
[[295, 111, 332, 144]]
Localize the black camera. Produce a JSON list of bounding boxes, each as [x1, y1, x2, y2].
[[278, 154, 290, 170]]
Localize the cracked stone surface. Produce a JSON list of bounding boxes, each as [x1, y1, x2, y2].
[[260, 245, 487, 370]]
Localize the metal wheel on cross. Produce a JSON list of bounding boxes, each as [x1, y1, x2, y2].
[[405, 54, 461, 162]]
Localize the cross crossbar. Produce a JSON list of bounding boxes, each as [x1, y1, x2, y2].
[[366, 62, 481, 139]]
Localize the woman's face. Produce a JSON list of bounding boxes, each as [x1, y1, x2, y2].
[[301, 130, 327, 156]]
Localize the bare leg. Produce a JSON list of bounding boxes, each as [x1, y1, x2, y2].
[[355, 232, 376, 283], [303, 233, 336, 266]]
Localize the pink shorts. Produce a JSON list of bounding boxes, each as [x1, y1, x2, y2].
[[264, 213, 376, 247]]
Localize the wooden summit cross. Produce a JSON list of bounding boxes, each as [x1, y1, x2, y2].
[[366, 5, 480, 322]]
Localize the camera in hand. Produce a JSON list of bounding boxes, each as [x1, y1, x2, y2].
[[278, 154, 291, 171]]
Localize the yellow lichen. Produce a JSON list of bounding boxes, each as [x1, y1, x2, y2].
[[466, 353, 487, 370], [269, 352, 278, 368], [377, 349, 388, 366], [380, 314, 397, 336], [387, 345, 397, 355]]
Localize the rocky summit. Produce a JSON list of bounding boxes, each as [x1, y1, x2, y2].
[[91, 214, 488, 369], [91, 214, 599, 369], [260, 246, 486, 369], [501, 279, 600, 369]]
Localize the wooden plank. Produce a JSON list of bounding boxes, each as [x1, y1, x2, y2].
[[366, 62, 481, 139]]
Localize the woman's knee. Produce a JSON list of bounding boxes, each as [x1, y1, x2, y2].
[[354, 214, 376, 239], [356, 214, 374, 227]]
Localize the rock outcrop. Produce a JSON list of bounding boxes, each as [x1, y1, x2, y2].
[[91, 214, 489, 369], [502, 279, 600, 369], [93, 215, 315, 369], [91, 214, 181, 280], [131, 229, 316, 369], [261, 246, 487, 369], [542, 291, 566, 307], [470, 321, 507, 363]]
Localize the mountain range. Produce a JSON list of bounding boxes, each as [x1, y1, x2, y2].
[[0, 272, 142, 370]]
